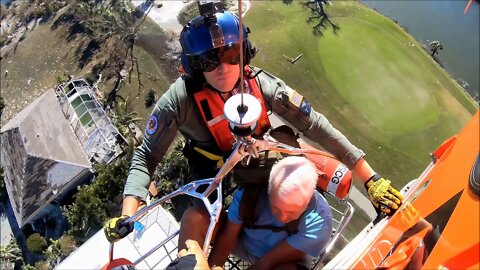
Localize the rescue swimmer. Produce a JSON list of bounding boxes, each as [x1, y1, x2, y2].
[[104, 2, 403, 244]]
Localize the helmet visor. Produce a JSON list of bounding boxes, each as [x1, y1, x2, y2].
[[195, 43, 241, 72]]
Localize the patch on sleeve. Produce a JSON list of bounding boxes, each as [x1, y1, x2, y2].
[[289, 90, 304, 108], [299, 99, 312, 115], [145, 114, 159, 135]]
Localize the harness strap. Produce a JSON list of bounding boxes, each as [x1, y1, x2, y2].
[[239, 186, 300, 235], [238, 186, 262, 227], [243, 217, 300, 235], [193, 146, 225, 168]]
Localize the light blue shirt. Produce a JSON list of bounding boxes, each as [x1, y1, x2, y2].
[[228, 188, 333, 258]]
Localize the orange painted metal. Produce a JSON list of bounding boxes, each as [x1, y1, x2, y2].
[[300, 141, 353, 199], [351, 111, 480, 269]]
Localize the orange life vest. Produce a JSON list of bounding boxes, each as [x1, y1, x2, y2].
[[193, 69, 271, 152]]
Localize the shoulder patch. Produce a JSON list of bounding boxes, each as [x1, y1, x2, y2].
[[299, 98, 312, 115], [289, 90, 304, 108], [145, 114, 159, 135]]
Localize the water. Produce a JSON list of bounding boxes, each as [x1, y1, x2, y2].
[[0, 0, 12, 6], [362, 0, 479, 100]]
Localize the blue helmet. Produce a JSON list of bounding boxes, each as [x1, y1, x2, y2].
[[180, 11, 256, 77]]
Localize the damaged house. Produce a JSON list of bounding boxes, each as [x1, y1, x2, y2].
[[0, 79, 127, 229]]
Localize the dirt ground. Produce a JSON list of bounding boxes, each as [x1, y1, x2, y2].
[[0, 22, 83, 126]]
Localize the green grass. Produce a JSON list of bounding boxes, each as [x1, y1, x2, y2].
[[117, 17, 175, 128], [245, 1, 476, 186], [320, 18, 440, 134], [0, 23, 82, 125], [117, 44, 171, 128]]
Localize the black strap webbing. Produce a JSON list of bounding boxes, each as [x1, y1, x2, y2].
[[239, 186, 300, 235], [199, 99, 213, 121], [243, 218, 300, 235], [237, 125, 303, 235]]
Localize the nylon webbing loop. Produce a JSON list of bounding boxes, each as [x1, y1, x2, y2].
[[193, 146, 224, 168]]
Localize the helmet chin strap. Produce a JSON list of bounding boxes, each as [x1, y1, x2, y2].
[[205, 77, 242, 95]]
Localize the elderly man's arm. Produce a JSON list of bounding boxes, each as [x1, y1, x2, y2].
[[249, 240, 305, 270]]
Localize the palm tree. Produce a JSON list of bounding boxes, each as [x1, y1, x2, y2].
[[44, 236, 76, 268], [44, 239, 62, 267], [429, 41, 443, 57], [62, 184, 107, 240], [111, 97, 142, 144], [0, 236, 24, 269]]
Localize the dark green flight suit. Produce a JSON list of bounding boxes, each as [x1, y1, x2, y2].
[[124, 67, 364, 201]]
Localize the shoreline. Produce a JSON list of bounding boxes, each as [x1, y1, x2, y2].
[[359, 0, 479, 105]]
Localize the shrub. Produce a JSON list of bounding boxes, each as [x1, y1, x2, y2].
[[56, 72, 71, 85], [62, 145, 134, 239], [84, 72, 98, 85], [30, 6, 46, 19], [59, 235, 77, 256], [177, 1, 198, 26], [34, 261, 49, 270], [145, 89, 156, 108], [177, 1, 237, 26], [26, 233, 47, 254], [154, 140, 189, 196], [44, 0, 54, 17], [18, 3, 27, 21]]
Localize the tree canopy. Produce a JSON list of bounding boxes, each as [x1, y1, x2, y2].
[[62, 143, 134, 241]]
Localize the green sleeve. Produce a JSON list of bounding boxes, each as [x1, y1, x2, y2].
[[123, 78, 186, 200], [254, 68, 365, 170]]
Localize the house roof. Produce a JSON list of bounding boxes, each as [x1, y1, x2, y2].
[[1, 90, 92, 166], [0, 89, 92, 226]]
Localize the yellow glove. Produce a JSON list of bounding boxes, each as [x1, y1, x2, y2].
[[365, 174, 403, 215], [103, 215, 133, 243]]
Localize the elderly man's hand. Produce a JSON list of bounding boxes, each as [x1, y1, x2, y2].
[[365, 174, 403, 215], [178, 240, 209, 268]]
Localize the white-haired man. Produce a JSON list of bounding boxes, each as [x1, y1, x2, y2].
[[178, 156, 333, 270]]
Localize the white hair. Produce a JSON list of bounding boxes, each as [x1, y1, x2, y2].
[[268, 156, 317, 201]]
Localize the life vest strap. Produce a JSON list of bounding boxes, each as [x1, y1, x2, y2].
[[193, 146, 225, 168], [243, 219, 300, 235]]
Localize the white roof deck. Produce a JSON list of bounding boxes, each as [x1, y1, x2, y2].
[[56, 79, 127, 165], [56, 206, 180, 269]]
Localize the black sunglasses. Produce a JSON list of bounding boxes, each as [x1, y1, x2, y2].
[[194, 43, 242, 72]]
